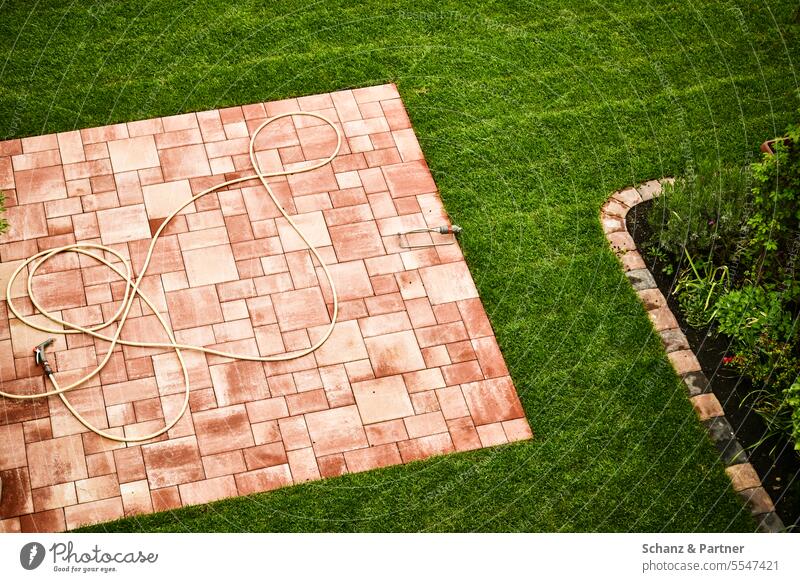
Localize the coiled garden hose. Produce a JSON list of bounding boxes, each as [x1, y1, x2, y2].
[[2, 112, 342, 443]]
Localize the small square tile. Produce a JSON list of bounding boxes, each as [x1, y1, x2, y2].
[[329, 221, 384, 261], [209, 360, 269, 406], [165, 285, 224, 329], [352, 376, 414, 425], [26, 435, 88, 489], [419, 262, 479, 305], [364, 330, 425, 377], [461, 377, 525, 426], [183, 244, 239, 286], [272, 287, 330, 332], [305, 405, 368, 456], [142, 179, 194, 219]]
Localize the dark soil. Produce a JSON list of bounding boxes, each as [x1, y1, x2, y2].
[[627, 199, 800, 531]]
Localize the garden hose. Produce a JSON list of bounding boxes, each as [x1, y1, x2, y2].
[[397, 224, 462, 248], [1, 111, 343, 443]]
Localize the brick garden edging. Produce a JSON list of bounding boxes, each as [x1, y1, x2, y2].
[[601, 179, 785, 533]]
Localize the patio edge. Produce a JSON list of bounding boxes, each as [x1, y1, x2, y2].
[[601, 178, 786, 534]]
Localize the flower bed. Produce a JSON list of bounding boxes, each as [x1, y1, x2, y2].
[[629, 120, 800, 529]]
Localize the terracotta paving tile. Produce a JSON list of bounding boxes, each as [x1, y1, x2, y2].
[[272, 287, 330, 332], [305, 405, 368, 456], [179, 475, 237, 506], [364, 330, 425, 377], [286, 446, 320, 483], [308, 319, 368, 366], [446, 417, 482, 452], [397, 432, 454, 463], [141, 436, 204, 488], [0, 467, 33, 517], [14, 165, 67, 204], [404, 411, 448, 439], [276, 210, 331, 253], [235, 463, 293, 495], [329, 221, 385, 261], [26, 435, 88, 489], [159, 144, 212, 181], [119, 479, 153, 516], [461, 377, 525, 426], [502, 418, 534, 442], [0, 88, 529, 529], [418, 262, 479, 305], [184, 244, 239, 286], [243, 442, 287, 470], [151, 486, 181, 511], [352, 376, 413, 424], [0, 423, 26, 470], [165, 285, 224, 329], [142, 179, 195, 219], [107, 135, 160, 173], [76, 473, 120, 503], [96, 204, 151, 244], [344, 443, 401, 473], [20, 508, 66, 532], [193, 405, 255, 455], [29, 485, 75, 517], [64, 497, 123, 530], [209, 360, 268, 406], [477, 422, 508, 447]]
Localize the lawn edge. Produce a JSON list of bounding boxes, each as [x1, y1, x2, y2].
[[601, 179, 785, 534]]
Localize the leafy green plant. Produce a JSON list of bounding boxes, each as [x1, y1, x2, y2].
[[715, 285, 797, 347], [745, 124, 800, 283], [643, 243, 674, 276], [673, 250, 730, 328], [787, 380, 800, 451], [729, 336, 800, 453], [716, 283, 800, 449]]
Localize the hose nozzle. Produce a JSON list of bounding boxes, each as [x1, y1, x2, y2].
[[33, 338, 55, 375], [433, 224, 462, 235]]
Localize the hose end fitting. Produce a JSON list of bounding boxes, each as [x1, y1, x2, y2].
[[33, 338, 55, 376], [435, 224, 462, 235]]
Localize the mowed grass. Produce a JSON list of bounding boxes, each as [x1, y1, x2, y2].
[[1, 0, 797, 532]]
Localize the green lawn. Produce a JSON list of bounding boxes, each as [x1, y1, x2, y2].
[[2, 0, 797, 532]]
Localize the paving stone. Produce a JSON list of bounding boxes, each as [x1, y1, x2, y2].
[[625, 268, 657, 291], [690, 393, 723, 421], [724, 463, 761, 492], [682, 371, 711, 396], [737, 487, 775, 515], [702, 417, 748, 466], [660, 329, 690, 353], [0, 88, 529, 530]]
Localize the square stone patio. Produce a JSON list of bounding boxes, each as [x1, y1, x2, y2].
[[0, 84, 531, 532]]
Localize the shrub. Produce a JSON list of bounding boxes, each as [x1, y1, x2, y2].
[[648, 160, 752, 268], [745, 125, 800, 283]]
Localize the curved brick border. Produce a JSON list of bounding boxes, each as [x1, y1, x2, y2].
[[601, 179, 785, 533]]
